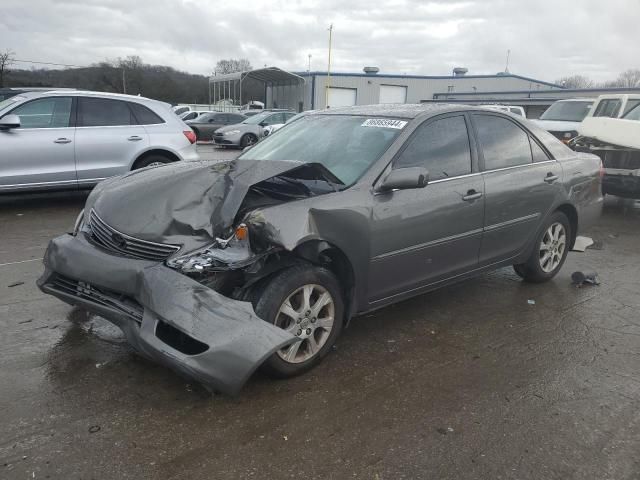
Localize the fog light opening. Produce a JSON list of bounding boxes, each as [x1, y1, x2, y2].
[[155, 320, 208, 355]]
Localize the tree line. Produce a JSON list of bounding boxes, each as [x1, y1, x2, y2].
[[555, 70, 640, 89], [1, 52, 254, 105]]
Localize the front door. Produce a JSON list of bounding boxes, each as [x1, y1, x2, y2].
[[0, 96, 76, 191], [471, 113, 563, 264], [368, 114, 485, 304], [75, 97, 149, 185]]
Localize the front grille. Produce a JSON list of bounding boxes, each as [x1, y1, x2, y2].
[[50, 274, 143, 323], [88, 209, 180, 261]]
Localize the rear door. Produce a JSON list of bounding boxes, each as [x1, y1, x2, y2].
[[471, 113, 562, 265], [75, 97, 149, 185], [0, 96, 76, 190], [368, 113, 485, 303]]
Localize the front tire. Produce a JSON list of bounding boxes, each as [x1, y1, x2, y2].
[[514, 211, 571, 283], [254, 265, 344, 378], [240, 133, 258, 148], [133, 154, 172, 169]]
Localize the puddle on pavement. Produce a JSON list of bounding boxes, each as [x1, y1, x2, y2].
[[67, 307, 126, 344]]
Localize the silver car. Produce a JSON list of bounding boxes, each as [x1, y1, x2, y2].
[[213, 110, 296, 148], [0, 91, 199, 192]]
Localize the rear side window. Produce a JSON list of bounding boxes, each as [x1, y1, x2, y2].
[[229, 114, 245, 123], [78, 97, 134, 127], [10, 97, 72, 128], [509, 107, 523, 116], [473, 114, 532, 170], [130, 103, 164, 125], [530, 138, 550, 162], [593, 99, 622, 118], [395, 115, 471, 180]]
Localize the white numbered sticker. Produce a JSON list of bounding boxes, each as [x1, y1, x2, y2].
[[361, 118, 407, 129]]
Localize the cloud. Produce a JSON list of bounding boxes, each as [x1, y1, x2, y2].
[[1, 0, 638, 82]]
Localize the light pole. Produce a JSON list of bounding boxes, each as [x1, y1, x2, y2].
[[325, 24, 333, 109]]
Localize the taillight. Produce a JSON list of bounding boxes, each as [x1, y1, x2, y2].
[[183, 130, 197, 144], [599, 159, 605, 179]]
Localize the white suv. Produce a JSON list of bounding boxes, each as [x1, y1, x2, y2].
[[0, 91, 199, 192]]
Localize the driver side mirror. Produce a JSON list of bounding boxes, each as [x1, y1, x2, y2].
[[377, 167, 429, 192], [0, 114, 21, 130]]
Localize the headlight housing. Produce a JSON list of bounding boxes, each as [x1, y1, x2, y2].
[[224, 130, 241, 136], [166, 224, 254, 273]]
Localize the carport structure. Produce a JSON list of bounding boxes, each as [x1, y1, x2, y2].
[[208, 67, 306, 112]]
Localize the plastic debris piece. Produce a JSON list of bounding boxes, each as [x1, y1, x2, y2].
[[8, 281, 24, 288], [572, 236, 594, 252], [527, 299, 536, 305], [571, 271, 600, 287], [88, 425, 101, 433]]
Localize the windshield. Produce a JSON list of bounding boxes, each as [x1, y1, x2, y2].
[[539, 101, 593, 122], [242, 112, 271, 124], [623, 103, 640, 121], [239, 114, 406, 185]]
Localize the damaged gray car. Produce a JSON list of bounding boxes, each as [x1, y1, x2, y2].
[[39, 104, 603, 395]]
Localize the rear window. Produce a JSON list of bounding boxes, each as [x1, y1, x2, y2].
[[78, 97, 134, 127], [593, 99, 622, 118], [539, 101, 593, 122], [130, 103, 164, 124]]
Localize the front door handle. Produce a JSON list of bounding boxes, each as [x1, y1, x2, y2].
[[54, 138, 71, 144], [544, 173, 559, 183], [462, 190, 483, 202], [127, 135, 143, 141]]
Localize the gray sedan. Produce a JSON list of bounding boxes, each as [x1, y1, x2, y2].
[[39, 104, 603, 394], [186, 112, 247, 141], [213, 110, 296, 148]]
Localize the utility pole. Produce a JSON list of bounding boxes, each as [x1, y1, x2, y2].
[[325, 24, 333, 108], [308, 53, 312, 72], [122, 68, 127, 94], [504, 49, 511, 73]]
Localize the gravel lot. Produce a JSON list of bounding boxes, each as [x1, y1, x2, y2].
[[1, 150, 639, 479]]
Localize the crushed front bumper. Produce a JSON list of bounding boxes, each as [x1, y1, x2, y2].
[[38, 233, 296, 395]]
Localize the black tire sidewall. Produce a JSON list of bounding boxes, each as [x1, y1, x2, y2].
[[523, 211, 572, 282], [254, 264, 344, 378], [133, 155, 171, 170], [241, 134, 256, 148]]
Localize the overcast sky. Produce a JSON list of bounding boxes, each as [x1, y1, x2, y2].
[[1, 0, 638, 82]]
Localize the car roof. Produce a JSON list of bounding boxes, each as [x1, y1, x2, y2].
[[8, 90, 170, 109], [316, 103, 492, 119]]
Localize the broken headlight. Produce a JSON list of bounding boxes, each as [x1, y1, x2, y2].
[[166, 224, 255, 273]]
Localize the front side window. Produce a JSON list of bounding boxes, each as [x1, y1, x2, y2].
[[593, 99, 622, 118], [10, 97, 72, 128], [474, 114, 532, 170], [240, 115, 404, 186], [78, 97, 134, 127], [394, 115, 471, 180]]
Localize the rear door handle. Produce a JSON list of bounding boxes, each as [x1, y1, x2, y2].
[[127, 135, 143, 141], [54, 138, 71, 144], [544, 173, 559, 183], [462, 190, 483, 202]]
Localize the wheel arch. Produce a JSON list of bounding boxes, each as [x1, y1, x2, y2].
[[554, 203, 578, 249], [132, 149, 180, 170]]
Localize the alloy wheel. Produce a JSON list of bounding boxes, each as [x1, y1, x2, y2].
[[539, 222, 566, 273], [274, 284, 335, 364]]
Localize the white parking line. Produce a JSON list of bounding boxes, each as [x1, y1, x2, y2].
[[0, 259, 41, 267]]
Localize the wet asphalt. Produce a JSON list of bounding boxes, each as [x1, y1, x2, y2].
[[1, 147, 639, 479]]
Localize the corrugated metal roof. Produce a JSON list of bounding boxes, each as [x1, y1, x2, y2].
[[210, 67, 305, 85]]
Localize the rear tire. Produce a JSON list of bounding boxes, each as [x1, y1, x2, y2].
[[133, 154, 172, 170], [254, 264, 344, 378], [514, 211, 571, 283]]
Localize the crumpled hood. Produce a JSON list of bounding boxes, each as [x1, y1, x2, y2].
[[86, 159, 302, 251]]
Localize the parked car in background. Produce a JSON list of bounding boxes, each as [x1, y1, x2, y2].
[[531, 98, 594, 143], [186, 112, 247, 141], [483, 104, 526, 117], [214, 110, 296, 147], [180, 110, 212, 122], [39, 104, 603, 394], [0, 90, 198, 192]]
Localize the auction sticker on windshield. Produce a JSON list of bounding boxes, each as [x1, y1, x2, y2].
[[361, 119, 407, 129]]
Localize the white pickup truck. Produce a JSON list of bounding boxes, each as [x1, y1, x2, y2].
[[570, 94, 640, 198]]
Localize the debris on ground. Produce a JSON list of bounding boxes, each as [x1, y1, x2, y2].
[[571, 271, 600, 287], [7, 281, 25, 288], [572, 236, 594, 252], [586, 240, 604, 250], [527, 299, 536, 305], [88, 425, 101, 433], [18, 319, 33, 324]]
